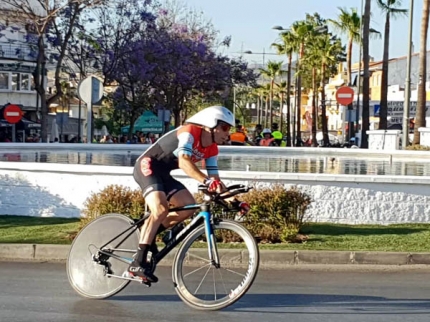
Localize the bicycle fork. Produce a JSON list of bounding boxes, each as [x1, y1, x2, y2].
[[201, 211, 220, 268]]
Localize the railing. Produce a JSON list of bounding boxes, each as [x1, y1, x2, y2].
[[0, 42, 38, 62]]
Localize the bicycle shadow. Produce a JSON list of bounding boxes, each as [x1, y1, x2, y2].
[[112, 293, 430, 314]]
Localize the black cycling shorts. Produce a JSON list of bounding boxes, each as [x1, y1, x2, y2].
[[133, 157, 186, 200]]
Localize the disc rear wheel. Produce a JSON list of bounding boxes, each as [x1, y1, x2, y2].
[[67, 213, 140, 299]]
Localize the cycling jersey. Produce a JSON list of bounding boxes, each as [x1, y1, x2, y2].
[[136, 124, 219, 175]]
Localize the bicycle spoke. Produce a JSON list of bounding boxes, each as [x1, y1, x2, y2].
[[187, 252, 211, 263], [213, 269, 217, 301], [220, 267, 246, 278], [193, 265, 212, 295], [217, 266, 228, 295], [183, 263, 211, 278]]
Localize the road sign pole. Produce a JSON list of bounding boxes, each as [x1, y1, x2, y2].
[[12, 124, 15, 142], [86, 102, 92, 144]]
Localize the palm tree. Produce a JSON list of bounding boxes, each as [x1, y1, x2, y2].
[[259, 61, 285, 128], [290, 20, 321, 146], [361, 0, 372, 148], [413, 0, 430, 145], [377, 0, 408, 130], [301, 47, 320, 147], [328, 8, 362, 86], [272, 31, 298, 146], [307, 34, 346, 146], [255, 84, 271, 127]]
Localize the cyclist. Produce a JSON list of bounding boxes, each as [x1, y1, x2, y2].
[[129, 105, 250, 283]]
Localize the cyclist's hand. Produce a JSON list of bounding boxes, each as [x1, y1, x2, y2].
[[230, 199, 250, 215], [204, 178, 223, 193], [238, 202, 250, 215]]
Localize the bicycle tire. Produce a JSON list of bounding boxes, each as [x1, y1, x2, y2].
[[67, 213, 140, 299], [172, 219, 259, 310]]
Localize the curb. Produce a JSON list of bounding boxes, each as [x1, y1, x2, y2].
[[2, 244, 430, 267]]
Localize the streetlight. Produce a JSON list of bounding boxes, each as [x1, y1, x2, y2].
[[242, 49, 279, 66]]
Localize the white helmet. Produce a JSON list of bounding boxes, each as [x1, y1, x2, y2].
[[262, 128, 271, 135], [186, 105, 235, 129]]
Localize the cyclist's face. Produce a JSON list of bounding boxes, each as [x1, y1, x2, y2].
[[213, 123, 231, 144]]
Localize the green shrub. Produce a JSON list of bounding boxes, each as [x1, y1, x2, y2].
[[81, 184, 146, 228], [194, 184, 312, 244], [405, 144, 430, 151], [241, 184, 312, 243]]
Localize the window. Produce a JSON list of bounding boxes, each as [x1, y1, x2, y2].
[[21, 74, 30, 91], [0, 73, 8, 89], [11, 73, 20, 91], [0, 72, 34, 91]]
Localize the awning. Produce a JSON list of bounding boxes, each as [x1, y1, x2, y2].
[[121, 111, 173, 134], [16, 117, 41, 130], [0, 120, 13, 127]]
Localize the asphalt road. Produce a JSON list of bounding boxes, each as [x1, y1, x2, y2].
[[1, 261, 430, 322]]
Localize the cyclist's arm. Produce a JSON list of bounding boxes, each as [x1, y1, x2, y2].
[[175, 130, 208, 183], [178, 154, 208, 183], [204, 155, 219, 180]]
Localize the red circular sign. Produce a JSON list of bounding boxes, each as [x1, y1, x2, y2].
[[3, 104, 23, 124], [335, 86, 355, 106]]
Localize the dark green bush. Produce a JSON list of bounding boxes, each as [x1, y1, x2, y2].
[[81, 184, 146, 228]]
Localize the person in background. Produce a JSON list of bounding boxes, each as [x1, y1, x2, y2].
[[259, 128, 277, 146], [271, 123, 283, 142], [230, 123, 254, 146], [253, 124, 263, 145], [272, 131, 286, 147]]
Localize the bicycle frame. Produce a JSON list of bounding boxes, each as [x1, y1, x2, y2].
[[95, 202, 220, 268]]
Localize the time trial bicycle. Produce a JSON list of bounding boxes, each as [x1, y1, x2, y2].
[[67, 184, 260, 311]]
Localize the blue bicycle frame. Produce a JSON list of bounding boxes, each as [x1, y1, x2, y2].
[[97, 202, 221, 267]]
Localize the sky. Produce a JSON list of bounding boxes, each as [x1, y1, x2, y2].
[[182, 0, 422, 66]]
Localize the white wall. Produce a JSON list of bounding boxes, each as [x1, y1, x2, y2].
[[0, 162, 429, 225]]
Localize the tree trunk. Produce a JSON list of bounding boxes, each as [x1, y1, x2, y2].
[[270, 79, 274, 127], [35, 36, 48, 143], [286, 53, 292, 146], [347, 38, 353, 85], [296, 45, 304, 146], [379, 11, 390, 130], [361, 0, 371, 148], [264, 96, 269, 128], [280, 92, 284, 133], [321, 64, 329, 146], [256, 95, 260, 125], [312, 67, 318, 147], [413, 0, 430, 145]]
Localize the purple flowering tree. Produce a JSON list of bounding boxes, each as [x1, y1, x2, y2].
[[84, 1, 257, 135]]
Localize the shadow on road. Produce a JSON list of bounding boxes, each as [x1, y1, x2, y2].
[[111, 293, 430, 314], [228, 293, 430, 314]]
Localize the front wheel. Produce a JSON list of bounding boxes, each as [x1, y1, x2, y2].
[[172, 219, 259, 310]]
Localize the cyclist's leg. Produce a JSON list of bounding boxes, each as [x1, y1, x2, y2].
[[163, 189, 196, 228], [130, 158, 170, 282], [162, 177, 196, 228]]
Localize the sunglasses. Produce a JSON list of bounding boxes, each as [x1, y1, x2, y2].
[[219, 123, 231, 132]]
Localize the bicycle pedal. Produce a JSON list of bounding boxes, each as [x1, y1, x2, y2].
[[121, 271, 152, 287]]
